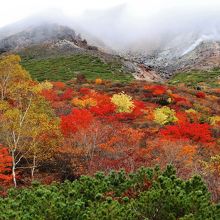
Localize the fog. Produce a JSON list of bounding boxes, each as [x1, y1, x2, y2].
[[1, 0, 220, 51]]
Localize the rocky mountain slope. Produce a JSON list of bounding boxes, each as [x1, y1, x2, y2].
[[124, 36, 220, 79], [1, 17, 220, 82], [0, 23, 99, 54], [0, 23, 163, 82]]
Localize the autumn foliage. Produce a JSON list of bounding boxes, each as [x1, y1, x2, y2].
[[61, 109, 94, 136], [196, 91, 206, 98], [0, 147, 12, 184], [144, 85, 167, 95], [160, 122, 213, 143], [0, 54, 220, 205]]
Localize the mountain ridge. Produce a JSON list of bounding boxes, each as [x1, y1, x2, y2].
[[1, 17, 220, 81]]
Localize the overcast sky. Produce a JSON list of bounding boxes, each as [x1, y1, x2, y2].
[[0, 0, 125, 27], [1, 0, 220, 28], [1, 0, 220, 50]]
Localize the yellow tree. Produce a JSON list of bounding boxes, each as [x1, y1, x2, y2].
[[0, 60, 61, 186], [0, 82, 61, 186], [0, 55, 30, 100]]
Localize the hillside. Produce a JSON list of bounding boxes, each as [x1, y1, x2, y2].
[[169, 68, 220, 88], [125, 38, 220, 79], [0, 53, 219, 219], [21, 53, 134, 82], [0, 2, 220, 219], [0, 23, 97, 53], [0, 23, 164, 82], [2, 18, 220, 82]]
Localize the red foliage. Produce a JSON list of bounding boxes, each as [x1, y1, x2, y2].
[[152, 85, 167, 95], [42, 87, 74, 102], [52, 81, 66, 90], [89, 93, 123, 120], [90, 103, 115, 117], [144, 85, 166, 95], [90, 99, 144, 121], [114, 112, 136, 121], [79, 87, 91, 95], [90, 156, 142, 173], [176, 100, 192, 108], [160, 122, 213, 143], [51, 101, 72, 116], [170, 94, 187, 103], [90, 126, 145, 173], [61, 109, 94, 136], [41, 89, 59, 102], [196, 92, 206, 99], [132, 100, 145, 117], [88, 92, 111, 106], [0, 146, 12, 184], [60, 88, 74, 101], [176, 111, 189, 124], [114, 101, 144, 121]]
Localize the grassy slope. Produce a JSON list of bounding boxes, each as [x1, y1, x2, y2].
[[169, 68, 220, 88], [21, 54, 134, 82]]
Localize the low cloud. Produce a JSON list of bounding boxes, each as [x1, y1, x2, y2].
[[1, 0, 220, 51]]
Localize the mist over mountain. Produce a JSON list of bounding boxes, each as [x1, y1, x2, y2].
[[1, 1, 220, 77], [0, 9, 107, 51], [1, 1, 220, 51]]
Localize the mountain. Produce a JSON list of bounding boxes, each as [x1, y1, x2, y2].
[[0, 22, 159, 82], [0, 10, 109, 52], [124, 36, 220, 78], [177, 40, 220, 71], [0, 23, 99, 54], [74, 4, 220, 79], [2, 8, 220, 81]]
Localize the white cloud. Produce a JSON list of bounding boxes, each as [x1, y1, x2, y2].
[[1, 0, 220, 50], [2, 0, 220, 27], [0, 0, 127, 27]]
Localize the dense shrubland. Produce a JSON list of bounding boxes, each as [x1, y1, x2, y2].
[[0, 165, 219, 220], [169, 68, 220, 88], [0, 55, 219, 218], [21, 54, 133, 82]]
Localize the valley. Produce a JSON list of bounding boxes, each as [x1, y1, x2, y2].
[[0, 6, 219, 219]]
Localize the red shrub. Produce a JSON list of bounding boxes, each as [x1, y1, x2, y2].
[[41, 89, 59, 102], [171, 94, 187, 103], [79, 87, 91, 95], [61, 109, 94, 136], [52, 81, 66, 90], [144, 85, 166, 95], [90, 126, 144, 173], [52, 101, 72, 116], [132, 100, 145, 117], [160, 122, 213, 143], [88, 93, 111, 106], [60, 88, 74, 101], [176, 111, 189, 124], [115, 112, 136, 121], [152, 85, 167, 95], [0, 147, 12, 184], [196, 92, 206, 99], [90, 103, 115, 117]]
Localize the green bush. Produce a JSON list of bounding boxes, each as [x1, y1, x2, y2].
[[21, 54, 134, 83], [169, 69, 220, 88], [0, 165, 219, 220]]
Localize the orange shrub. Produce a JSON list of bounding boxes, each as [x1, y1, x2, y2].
[[95, 78, 103, 85]]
